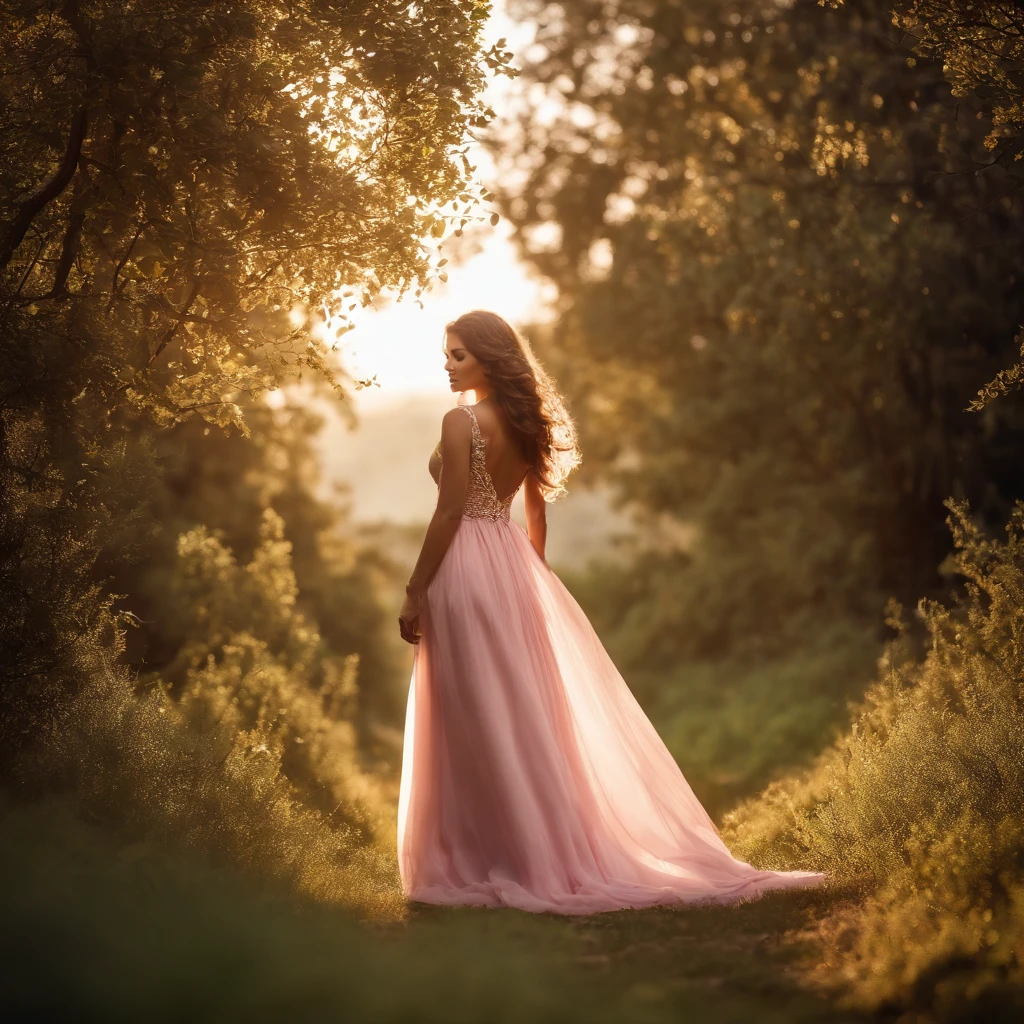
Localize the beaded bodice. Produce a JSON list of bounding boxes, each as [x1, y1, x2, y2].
[[430, 405, 519, 523]]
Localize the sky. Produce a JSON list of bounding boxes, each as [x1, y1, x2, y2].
[[309, 10, 634, 561], [333, 4, 548, 410]]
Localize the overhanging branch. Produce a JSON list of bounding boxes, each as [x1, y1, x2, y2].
[[0, 105, 89, 271]]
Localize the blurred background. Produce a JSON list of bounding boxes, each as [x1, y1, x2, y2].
[[311, 1, 630, 574]]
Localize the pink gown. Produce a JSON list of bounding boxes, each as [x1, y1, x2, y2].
[[397, 404, 823, 914]]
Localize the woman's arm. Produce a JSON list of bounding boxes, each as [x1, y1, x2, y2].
[[523, 470, 548, 564], [399, 409, 472, 643]]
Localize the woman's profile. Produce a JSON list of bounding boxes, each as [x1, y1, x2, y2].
[[396, 309, 822, 914]]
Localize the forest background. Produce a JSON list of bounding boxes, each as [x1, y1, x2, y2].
[[2, 1, 1024, 1021]]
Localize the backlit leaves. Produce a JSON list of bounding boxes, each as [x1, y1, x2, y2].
[[0, 0, 507, 426]]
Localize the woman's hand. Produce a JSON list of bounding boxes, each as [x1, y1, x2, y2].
[[398, 588, 423, 645]]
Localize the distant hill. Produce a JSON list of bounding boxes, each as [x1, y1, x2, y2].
[[316, 391, 633, 569]]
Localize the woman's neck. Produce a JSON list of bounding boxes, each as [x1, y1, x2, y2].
[[471, 385, 492, 404]]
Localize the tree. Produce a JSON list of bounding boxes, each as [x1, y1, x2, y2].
[[497, 0, 1024, 799], [885, 0, 1024, 406], [1, 0, 509, 424], [891, 1, 1024, 170], [0, 0, 508, 755], [101, 398, 407, 744]]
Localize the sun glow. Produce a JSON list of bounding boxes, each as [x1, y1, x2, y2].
[[316, 4, 553, 410], [325, 224, 555, 407]]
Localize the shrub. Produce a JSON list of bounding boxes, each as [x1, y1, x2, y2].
[[27, 509, 403, 919], [725, 499, 1024, 1016]]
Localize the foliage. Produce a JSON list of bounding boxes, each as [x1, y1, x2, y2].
[[103, 398, 407, 743], [0, 0, 501, 911], [886, 0, 1024, 408], [891, 1, 1024, 169], [823, 0, 1024, 407], [500, 0, 1024, 789], [0, 414, 137, 758], [649, 624, 877, 818], [24, 507, 404, 917], [725, 500, 1024, 1017], [0, 0, 509, 419], [0, 0, 504, 747], [0, 382, 408, 914], [562, 557, 878, 813]]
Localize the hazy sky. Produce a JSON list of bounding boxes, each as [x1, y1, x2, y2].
[[336, 4, 548, 410], [311, 12, 633, 562]]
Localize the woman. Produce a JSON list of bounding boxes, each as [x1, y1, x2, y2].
[[396, 310, 822, 914]]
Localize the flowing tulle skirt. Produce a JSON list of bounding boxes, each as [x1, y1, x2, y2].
[[397, 516, 823, 915]]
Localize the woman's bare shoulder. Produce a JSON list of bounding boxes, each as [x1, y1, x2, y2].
[[439, 406, 473, 437]]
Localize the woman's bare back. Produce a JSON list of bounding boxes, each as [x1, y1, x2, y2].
[[429, 400, 530, 503], [468, 400, 531, 502]]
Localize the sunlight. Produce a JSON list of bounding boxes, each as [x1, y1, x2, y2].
[[332, 222, 556, 407], [326, 4, 554, 410]]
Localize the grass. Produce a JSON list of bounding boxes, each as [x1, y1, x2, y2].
[[0, 799, 872, 1024], [402, 889, 874, 1024]]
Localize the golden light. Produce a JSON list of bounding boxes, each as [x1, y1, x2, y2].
[[315, 3, 557, 410]]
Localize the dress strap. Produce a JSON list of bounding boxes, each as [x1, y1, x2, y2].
[[458, 403, 480, 437]]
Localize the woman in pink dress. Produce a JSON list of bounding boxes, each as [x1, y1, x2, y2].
[[396, 310, 822, 915]]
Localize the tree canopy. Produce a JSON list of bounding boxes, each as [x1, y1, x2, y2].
[[497, 0, 1024, 801], [888, 0, 1024, 405], [1, 0, 510, 428], [0, 0, 509, 770]]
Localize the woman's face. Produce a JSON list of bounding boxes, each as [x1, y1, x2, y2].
[[443, 331, 487, 393]]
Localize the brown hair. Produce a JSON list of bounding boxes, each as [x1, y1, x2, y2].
[[445, 310, 580, 500]]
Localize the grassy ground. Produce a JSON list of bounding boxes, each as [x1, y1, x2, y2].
[[0, 800, 874, 1023], [398, 890, 872, 1024]]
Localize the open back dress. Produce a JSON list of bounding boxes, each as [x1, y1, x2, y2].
[[397, 403, 823, 914]]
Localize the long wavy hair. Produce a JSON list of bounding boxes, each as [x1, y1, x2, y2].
[[445, 310, 580, 500]]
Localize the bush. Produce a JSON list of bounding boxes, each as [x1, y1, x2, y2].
[[725, 499, 1024, 1017], [651, 620, 878, 818], [106, 401, 407, 739], [24, 509, 403, 919]]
